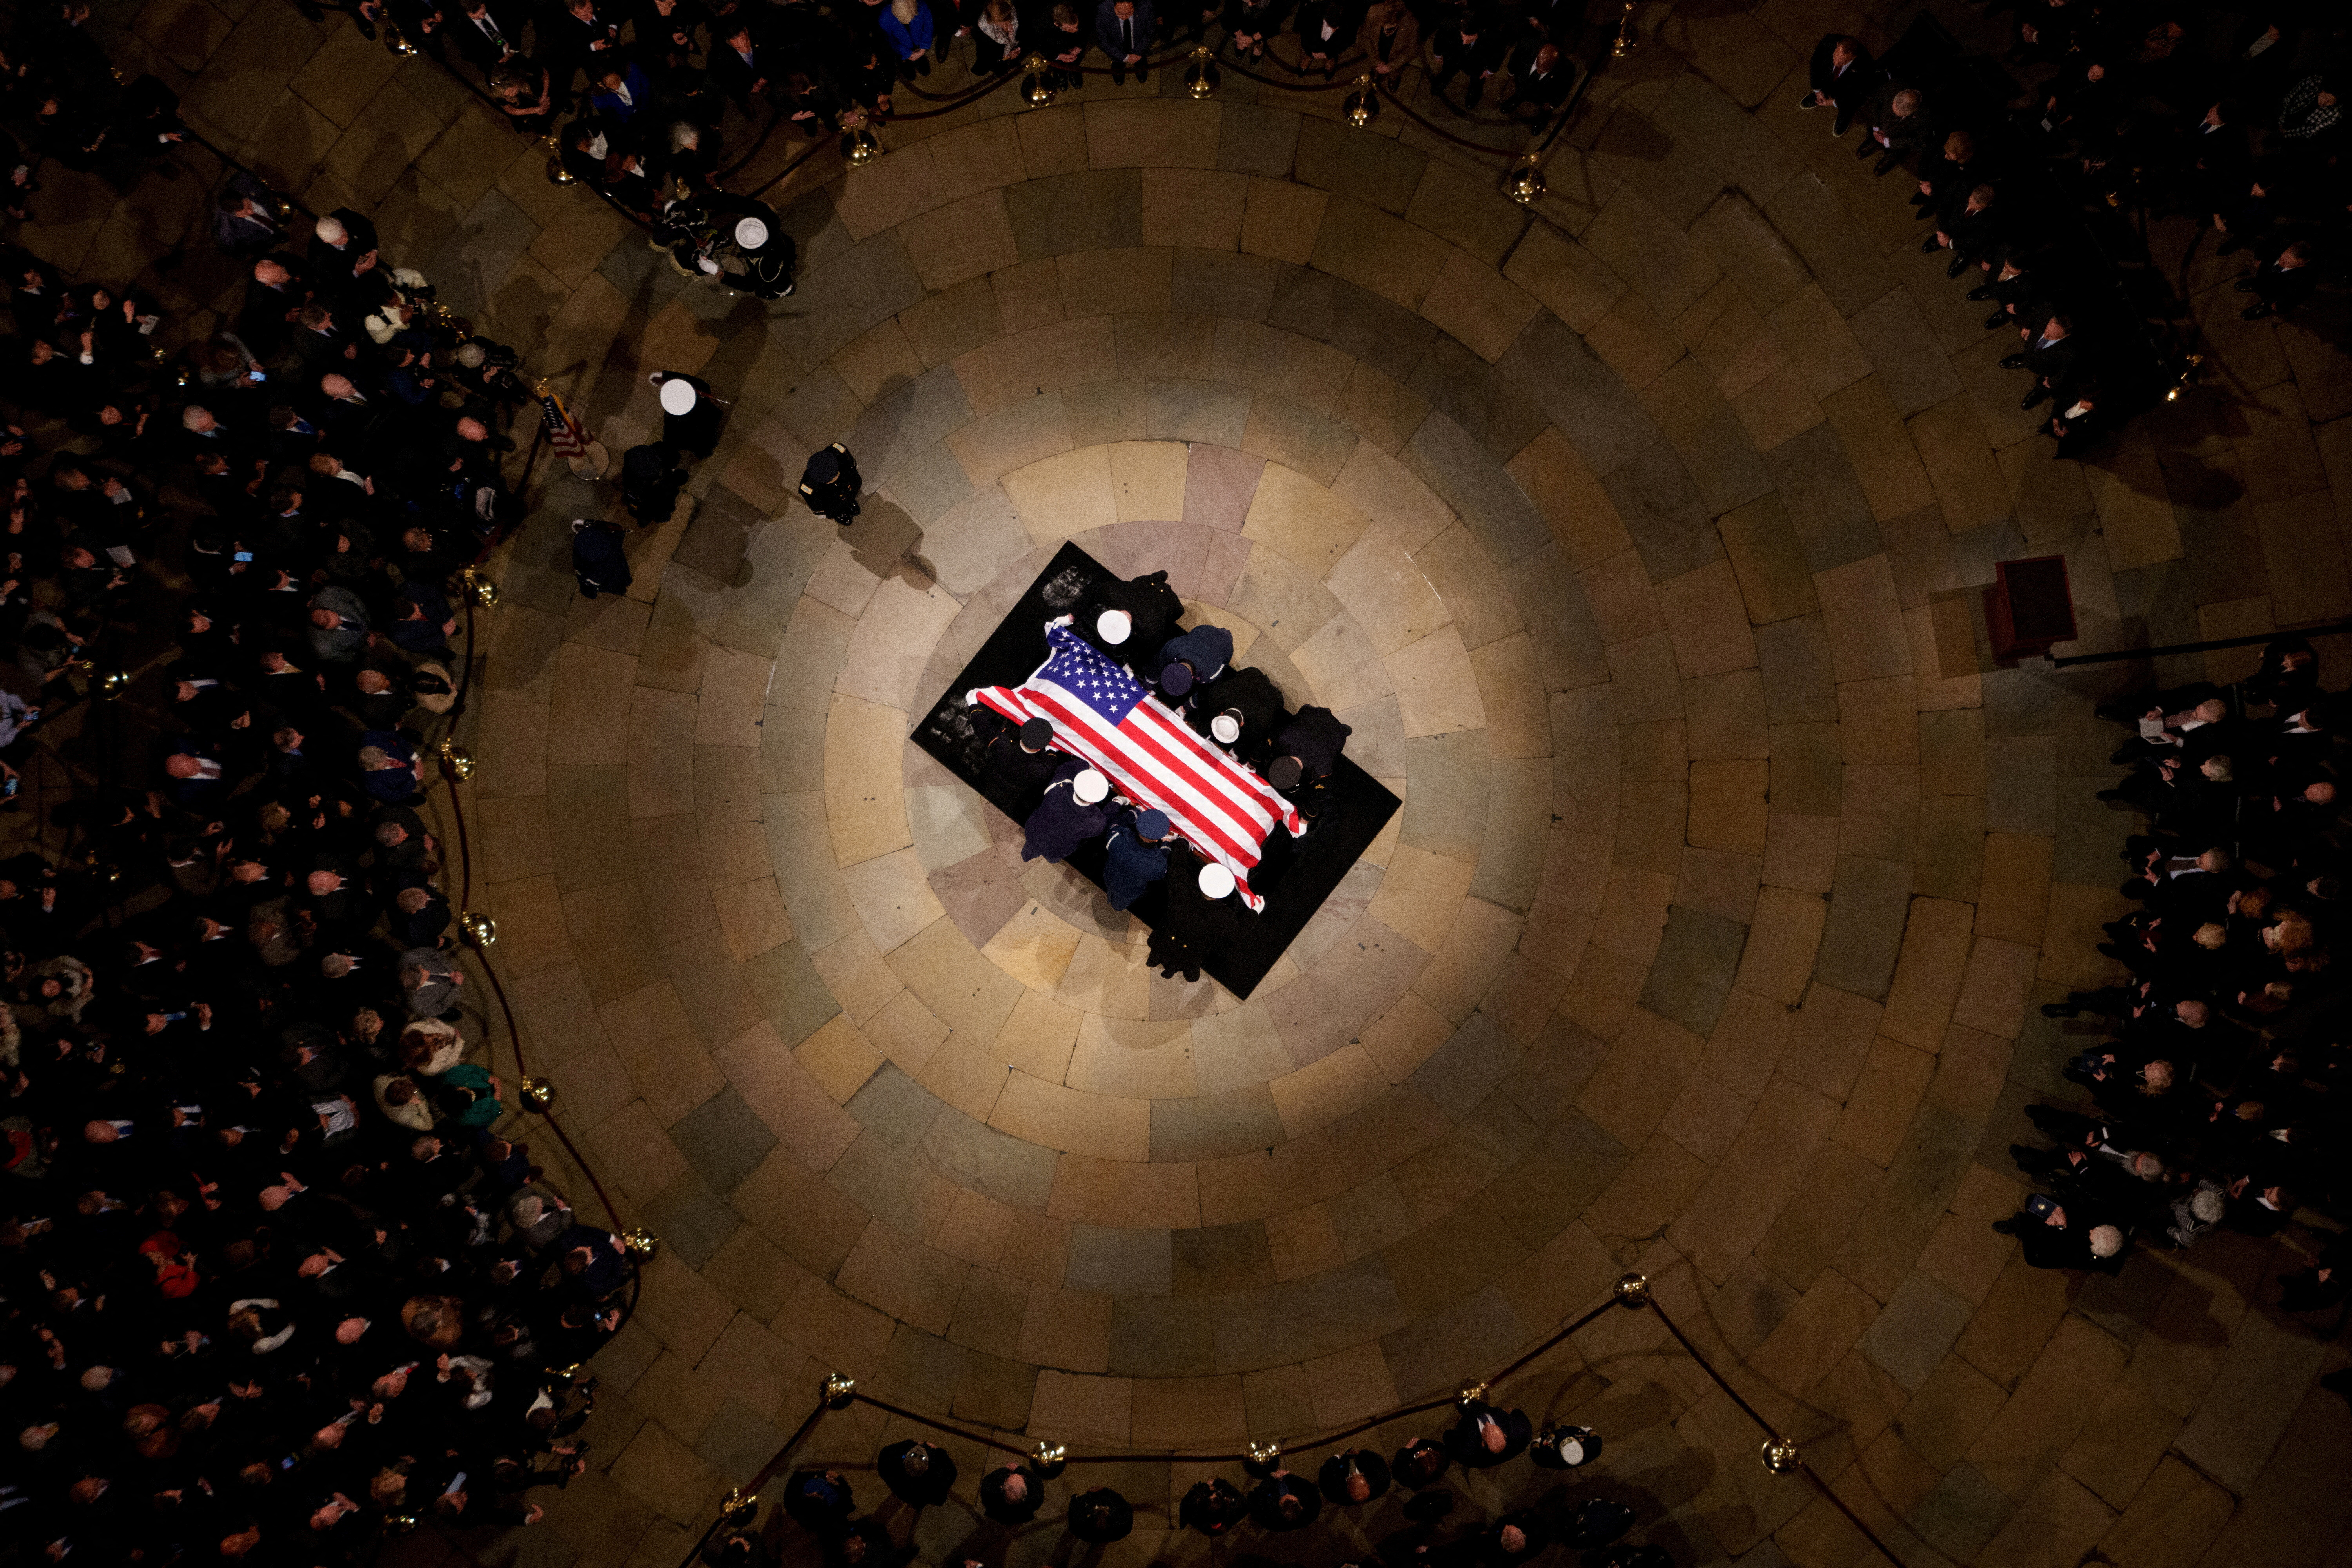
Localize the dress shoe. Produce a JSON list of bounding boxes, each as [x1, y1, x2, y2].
[[2094, 788, 2126, 801], [2243, 303, 2272, 320], [2021, 383, 2051, 408], [2000, 353, 2027, 369], [1921, 234, 1943, 254], [1990, 1217, 2021, 1236], [1796, 92, 1821, 110], [1946, 256, 1970, 278], [1985, 309, 2010, 330], [2041, 1002, 2079, 1018], [2010, 1143, 2042, 1167], [1967, 285, 1995, 301], [1832, 111, 1855, 136], [2232, 273, 2260, 291], [1854, 137, 1878, 159], [1873, 153, 1902, 175]]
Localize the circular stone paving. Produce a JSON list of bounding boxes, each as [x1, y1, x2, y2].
[[404, 65, 2352, 1568]]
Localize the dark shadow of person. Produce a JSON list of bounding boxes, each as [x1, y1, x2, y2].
[[840, 496, 939, 588]]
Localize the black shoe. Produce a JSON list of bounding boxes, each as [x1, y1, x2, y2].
[[2000, 354, 2027, 369], [2233, 275, 2259, 292], [2009, 1144, 2041, 1167], [1111, 63, 1127, 83], [1855, 137, 1878, 159], [1984, 309, 2009, 330], [1921, 234, 1942, 254], [1968, 286, 1995, 301], [1797, 92, 1820, 111], [1136, 64, 1149, 81], [1946, 256, 1970, 278], [2094, 788, 2127, 802], [1990, 1218, 2021, 1236], [2021, 385, 2049, 410], [2041, 1003, 2079, 1018], [1874, 154, 1901, 175], [2243, 303, 2272, 320], [1833, 111, 1855, 136]]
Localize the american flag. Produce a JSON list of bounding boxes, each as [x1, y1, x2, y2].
[[973, 621, 1303, 911], [539, 390, 588, 459]]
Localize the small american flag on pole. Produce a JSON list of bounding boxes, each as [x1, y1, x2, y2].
[[539, 389, 588, 459], [972, 620, 1303, 911]]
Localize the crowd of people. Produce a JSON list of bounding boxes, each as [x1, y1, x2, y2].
[[1993, 639, 2350, 1323], [713, 1406, 1661, 1567], [0, 6, 653, 1563], [1806, 5, 2342, 454]]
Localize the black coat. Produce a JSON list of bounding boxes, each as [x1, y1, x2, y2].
[[1807, 34, 1879, 106]]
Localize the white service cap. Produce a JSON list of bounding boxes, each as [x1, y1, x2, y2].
[[1198, 863, 1236, 899], [1096, 609, 1131, 644], [658, 377, 697, 416], [1210, 713, 1241, 745], [735, 216, 769, 249], [1072, 769, 1109, 804]]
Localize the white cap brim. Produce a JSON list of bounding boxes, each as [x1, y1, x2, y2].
[[1199, 864, 1235, 898], [659, 379, 696, 416], [735, 217, 769, 249], [1073, 769, 1109, 804], [1210, 715, 1240, 744], [1096, 610, 1131, 644]]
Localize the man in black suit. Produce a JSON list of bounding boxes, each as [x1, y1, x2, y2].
[[1920, 182, 2002, 279], [2002, 312, 2081, 411], [236, 254, 309, 360], [446, 0, 526, 71], [1855, 83, 1933, 175], [1445, 1399, 1532, 1467], [1428, 12, 1507, 110], [1799, 33, 1878, 136], [1502, 40, 1573, 124], [2235, 240, 2318, 321]]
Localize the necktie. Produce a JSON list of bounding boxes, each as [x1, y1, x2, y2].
[[480, 15, 503, 47], [1123, 17, 1132, 50]]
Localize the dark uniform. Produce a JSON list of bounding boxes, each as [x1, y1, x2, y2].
[[1272, 705, 1350, 778], [1145, 854, 1245, 982], [620, 441, 686, 525], [1102, 809, 1169, 911], [1068, 1488, 1133, 1543], [799, 443, 862, 523], [571, 519, 633, 598], [982, 714, 1063, 793], [1188, 666, 1285, 751], [1151, 623, 1232, 693], [652, 372, 722, 456], [1020, 757, 1113, 864], [1086, 569, 1183, 664]]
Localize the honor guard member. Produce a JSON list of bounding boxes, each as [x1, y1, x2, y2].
[[799, 443, 862, 523], [618, 441, 687, 524], [648, 370, 722, 457], [1189, 665, 1284, 751], [1084, 568, 1183, 664], [724, 210, 796, 299], [1530, 1425, 1601, 1469], [1180, 1477, 1250, 1537], [1146, 857, 1244, 982], [569, 518, 632, 599], [1102, 807, 1170, 911], [1020, 761, 1114, 864], [984, 715, 1062, 793], [1153, 622, 1233, 702]]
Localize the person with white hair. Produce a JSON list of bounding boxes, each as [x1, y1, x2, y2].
[[878, 1439, 955, 1506], [980, 1463, 1043, 1524]]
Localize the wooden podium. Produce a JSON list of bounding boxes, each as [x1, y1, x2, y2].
[[1984, 555, 2076, 666]]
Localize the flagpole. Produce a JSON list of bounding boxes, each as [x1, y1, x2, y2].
[[537, 380, 610, 482]]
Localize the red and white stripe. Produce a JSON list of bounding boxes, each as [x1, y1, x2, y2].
[[973, 681, 1301, 913]]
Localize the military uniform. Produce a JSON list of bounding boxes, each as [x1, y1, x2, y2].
[[1085, 569, 1183, 664], [1187, 666, 1285, 751], [1020, 757, 1113, 864], [1146, 853, 1245, 981], [799, 443, 862, 523], [1102, 809, 1170, 911]]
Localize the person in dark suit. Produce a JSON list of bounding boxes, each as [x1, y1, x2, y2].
[[549, 0, 624, 83], [980, 1465, 1042, 1524], [1799, 33, 1878, 135], [1501, 40, 1573, 123], [1921, 182, 2002, 279], [212, 173, 285, 258], [784, 1470, 855, 1532], [1094, 0, 1154, 83], [1250, 1470, 1319, 1530], [1427, 11, 1506, 109], [1180, 1477, 1249, 1536], [1854, 83, 1932, 175], [878, 1439, 956, 1506], [1968, 244, 2048, 336], [445, 0, 526, 70], [2002, 312, 2080, 411], [709, 19, 772, 110], [1221, 0, 1285, 62], [1445, 1400, 1532, 1467], [2235, 240, 2318, 320], [1291, 0, 1347, 78], [1067, 1487, 1132, 1542], [1318, 1448, 1390, 1505]]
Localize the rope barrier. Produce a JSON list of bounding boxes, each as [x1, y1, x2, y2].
[[695, 1277, 1913, 1568]]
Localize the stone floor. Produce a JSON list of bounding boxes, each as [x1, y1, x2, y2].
[[21, 0, 2352, 1563]]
